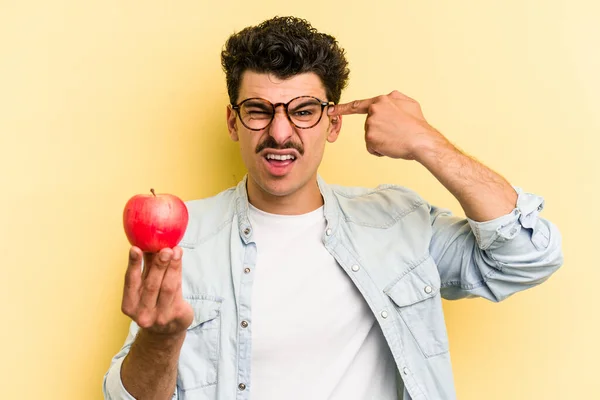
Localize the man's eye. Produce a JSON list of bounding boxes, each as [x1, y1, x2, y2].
[[294, 110, 314, 117], [247, 110, 272, 118]]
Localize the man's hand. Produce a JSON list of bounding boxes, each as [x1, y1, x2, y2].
[[120, 247, 192, 399], [122, 246, 193, 337], [328, 90, 449, 160]]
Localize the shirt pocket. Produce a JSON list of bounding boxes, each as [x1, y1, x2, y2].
[[177, 295, 223, 391], [384, 256, 449, 358]]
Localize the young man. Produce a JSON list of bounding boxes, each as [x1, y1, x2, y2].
[[103, 16, 563, 400]]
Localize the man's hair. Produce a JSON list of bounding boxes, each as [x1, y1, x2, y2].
[[221, 16, 350, 105]]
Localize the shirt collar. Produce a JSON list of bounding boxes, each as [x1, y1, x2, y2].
[[234, 174, 339, 243]]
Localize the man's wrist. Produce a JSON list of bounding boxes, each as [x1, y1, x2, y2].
[[137, 328, 187, 351], [412, 129, 456, 166]]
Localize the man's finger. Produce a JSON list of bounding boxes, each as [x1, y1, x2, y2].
[[122, 246, 143, 315], [142, 252, 158, 280], [367, 147, 384, 157], [328, 97, 377, 116], [389, 90, 411, 100], [156, 246, 183, 314], [138, 248, 173, 311]]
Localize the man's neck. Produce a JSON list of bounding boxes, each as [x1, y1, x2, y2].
[[246, 177, 324, 215]]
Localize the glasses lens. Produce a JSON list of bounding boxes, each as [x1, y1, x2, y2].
[[288, 97, 323, 128], [239, 99, 273, 130]]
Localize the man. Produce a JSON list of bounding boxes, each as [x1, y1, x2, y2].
[[103, 16, 563, 400]]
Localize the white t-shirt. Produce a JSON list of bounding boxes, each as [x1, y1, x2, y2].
[[248, 204, 398, 400]]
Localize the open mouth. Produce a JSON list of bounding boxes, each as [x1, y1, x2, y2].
[[263, 153, 297, 175], [265, 153, 296, 163]]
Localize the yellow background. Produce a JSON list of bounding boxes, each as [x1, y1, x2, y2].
[[1, 0, 597, 398]]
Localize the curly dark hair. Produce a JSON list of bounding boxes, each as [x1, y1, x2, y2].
[[221, 16, 350, 105]]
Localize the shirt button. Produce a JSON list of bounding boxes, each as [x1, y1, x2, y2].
[[243, 227, 251, 236], [351, 264, 360, 272], [238, 383, 246, 391], [424, 285, 433, 294], [240, 320, 249, 328], [244, 267, 251, 274], [380, 310, 388, 319], [403, 367, 409, 375], [325, 228, 332, 236]]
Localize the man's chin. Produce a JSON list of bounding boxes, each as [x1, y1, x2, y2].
[[261, 180, 297, 198]]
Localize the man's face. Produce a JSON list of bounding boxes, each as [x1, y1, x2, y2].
[[226, 71, 342, 204]]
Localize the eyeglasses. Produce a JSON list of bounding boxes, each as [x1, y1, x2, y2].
[[231, 96, 333, 131]]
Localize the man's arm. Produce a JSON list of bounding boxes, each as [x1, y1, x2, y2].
[[104, 323, 183, 400], [414, 135, 518, 222], [328, 91, 563, 300], [103, 247, 193, 400], [408, 122, 561, 302], [120, 330, 184, 399]]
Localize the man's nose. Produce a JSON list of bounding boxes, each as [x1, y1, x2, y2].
[[267, 107, 294, 144]]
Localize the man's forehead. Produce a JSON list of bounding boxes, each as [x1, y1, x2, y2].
[[238, 71, 327, 102]]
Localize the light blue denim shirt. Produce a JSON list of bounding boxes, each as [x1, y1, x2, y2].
[[103, 175, 563, 400]]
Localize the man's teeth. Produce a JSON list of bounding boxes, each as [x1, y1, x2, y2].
[[266, 154, 296, 161]]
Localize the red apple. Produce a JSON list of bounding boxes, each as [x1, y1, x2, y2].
[[123, 188, 189, 253]]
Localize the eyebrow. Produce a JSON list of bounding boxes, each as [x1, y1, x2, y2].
[[289, 98, 321, 111]]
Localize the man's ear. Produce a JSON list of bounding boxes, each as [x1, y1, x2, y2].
[[326, 114, 342, 143], [226, 106, 239, 142]]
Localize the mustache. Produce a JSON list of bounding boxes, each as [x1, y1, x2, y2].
[[255, 136, 304, 155]]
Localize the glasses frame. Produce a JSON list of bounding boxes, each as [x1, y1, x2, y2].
[[231, 95, 334, 131]]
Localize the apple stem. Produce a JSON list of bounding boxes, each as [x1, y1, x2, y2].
[[150, 188, 156, 197]]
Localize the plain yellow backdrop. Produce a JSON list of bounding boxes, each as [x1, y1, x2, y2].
[[1, 0, 597, 399]]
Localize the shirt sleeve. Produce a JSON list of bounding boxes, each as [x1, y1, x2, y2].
[[429, 186, 563, 302], [466, 187, 549, 251], [103, 355, 136, 400]]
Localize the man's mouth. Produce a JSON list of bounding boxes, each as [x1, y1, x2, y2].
[[263, 152, 297, 175], [265, 154, 296, 162]]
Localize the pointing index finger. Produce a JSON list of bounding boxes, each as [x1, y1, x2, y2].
[[328, 97, 377, 116]]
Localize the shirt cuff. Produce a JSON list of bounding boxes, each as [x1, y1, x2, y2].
[[104, 355, 179, 400], [103, 356, 137, 400], [467, 187, 545, 250]]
